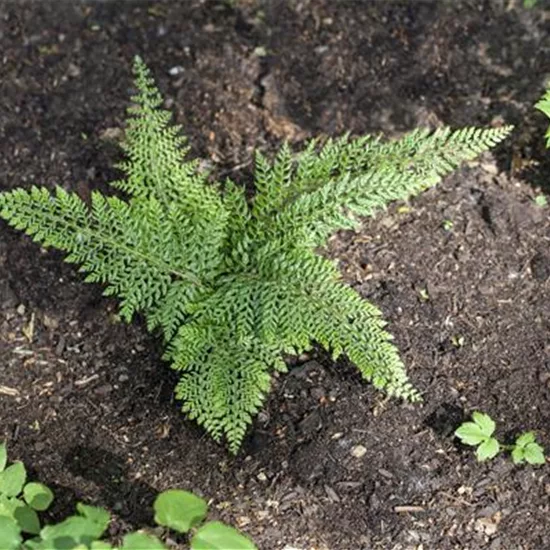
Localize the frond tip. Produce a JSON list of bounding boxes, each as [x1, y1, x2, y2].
[[0, 57, 513, 453]]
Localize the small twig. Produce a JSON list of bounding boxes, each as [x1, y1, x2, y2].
[[394, 505, 425, 513]]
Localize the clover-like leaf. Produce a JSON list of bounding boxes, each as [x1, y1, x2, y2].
[[154, 489, 208, 533], [24, 482, 54, 511], [121, 532, 166, 549], [191, 521, 258, 550], [471, 412, 496, 438], [455, 423, 487, 446], [0, 444, 7, 473], [0, 462, 26, 497], [476, 438, 500, 462], [0, 516, 22, 550]]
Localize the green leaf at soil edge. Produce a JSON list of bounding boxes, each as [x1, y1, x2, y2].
[[0, 516, 22, 550], [40, 516, 106, 548], [13, 502, 41, 534], [476, 438, 500, 461], [191, 521, 257, 550], [454, 422, 487, 446], [0, 462, 26, 497], [121, 532, 166, 550], [76, 503, 110, 532], [24, 482, 54, 511], [0, 443, 7, 472], [154, 489, 208, 533], [471, 412, 496, 437]]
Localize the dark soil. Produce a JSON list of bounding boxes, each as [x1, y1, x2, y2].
[[1, 1, 550, 548]]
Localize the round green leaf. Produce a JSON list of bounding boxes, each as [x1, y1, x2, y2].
[[13, 502, 41, 534], [153, 490, 207, 534], [476, 438, 500, 461], [524, 443, 546, 465], [121, 532, 166, 549], [0, 516, 22, 550], [24, 482, 54, 511], [191, 521, 257, 550], [0, 462, 27, 497], [0, 444, 7, 473]]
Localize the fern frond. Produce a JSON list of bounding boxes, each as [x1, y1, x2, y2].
[[0, 187, 205, 322], [173, 337, 283, 454], [266, 126, 513, 246]]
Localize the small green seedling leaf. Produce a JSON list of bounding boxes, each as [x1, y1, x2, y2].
[[13, 502, 41, 534], [24, 482, 54, 511], [456, 412, 502, 462], [121, 532, 166, 550], [515, 431, 536, 448], [475, 438, 500, 461], [154, 489, 208, 533], [471, 411, 496, 437], [76, 503, 110, 532], [536, 98, 550, 119], [534, 195, 547, 208], [0, 462, 27, 497], [523, 442, 546, 465], [455, 423, 487, 446], [0, 516, 22, 550], [442, 219, 454, 231], [39, 515, 107, 548], [511, 432, 546, 465], [191, 521, 258, 550], [0, 444, 7, 473]]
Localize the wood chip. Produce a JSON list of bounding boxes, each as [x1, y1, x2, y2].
[[0, 385, 20, 396], [74, 374, 100, 386], [394, 505, 425, 513]]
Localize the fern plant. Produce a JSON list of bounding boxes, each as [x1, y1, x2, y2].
[[0, 57, 512, 452]]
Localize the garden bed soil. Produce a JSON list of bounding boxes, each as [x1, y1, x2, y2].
[[1, 1, 550, 548]]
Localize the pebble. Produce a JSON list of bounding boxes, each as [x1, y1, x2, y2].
[[351, 445, 367, 458], [67, 63, 81, 78], [168, 66, 185, 76]]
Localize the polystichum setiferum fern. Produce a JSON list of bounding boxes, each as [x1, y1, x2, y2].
[[0, 57, 513, 452]]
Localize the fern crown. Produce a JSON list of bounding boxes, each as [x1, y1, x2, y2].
[[0, 57, 512, 452]]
